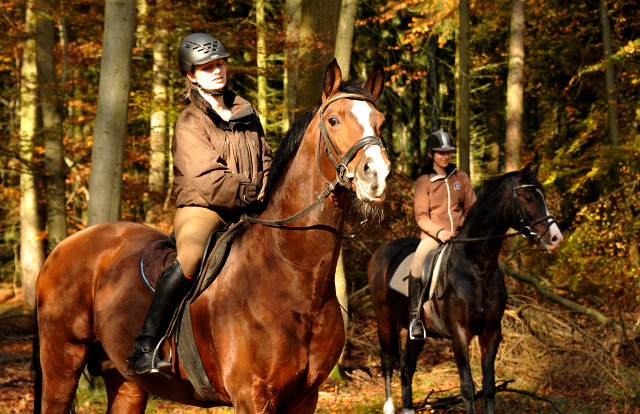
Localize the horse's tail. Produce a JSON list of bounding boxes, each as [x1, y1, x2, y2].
[[31, 307, 42, 414]]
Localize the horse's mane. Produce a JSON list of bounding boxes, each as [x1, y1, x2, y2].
[[460, 170, 519, 232], [264, 78, 374, 195]]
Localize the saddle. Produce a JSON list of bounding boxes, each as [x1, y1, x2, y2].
[[138, 220, 243, 403], [420, 244, 452, 338], [388, 243, 452, 338]]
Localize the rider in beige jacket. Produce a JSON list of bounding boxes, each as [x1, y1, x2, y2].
[[408, 130, 476, 340]]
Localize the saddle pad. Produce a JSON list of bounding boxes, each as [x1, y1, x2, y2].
[[139, 237, 178, 292], [389, 253, 414, 296]]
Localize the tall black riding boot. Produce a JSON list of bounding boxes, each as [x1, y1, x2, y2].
[[127, 259, 194, 376], [408, 276, 426, 340]]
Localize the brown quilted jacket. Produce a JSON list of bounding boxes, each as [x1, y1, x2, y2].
[[172, 89, 272, 222]]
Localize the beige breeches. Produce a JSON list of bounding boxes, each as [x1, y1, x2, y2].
[[173, 206, 225, 277], [409, 237, 440, 278]]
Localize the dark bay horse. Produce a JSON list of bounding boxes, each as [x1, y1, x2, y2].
[[367, 164, 563, 414], [33, 59, 391, 413]]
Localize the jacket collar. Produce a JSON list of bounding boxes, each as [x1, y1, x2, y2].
[[422, 159, 457, 181], [190, 88, 256, 124]]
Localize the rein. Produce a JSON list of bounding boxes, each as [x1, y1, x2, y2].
[[243, 92, 387, 228], [448, 177, 556, 245]]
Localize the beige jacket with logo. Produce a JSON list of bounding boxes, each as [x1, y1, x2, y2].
[[414, 161, 476, 240]]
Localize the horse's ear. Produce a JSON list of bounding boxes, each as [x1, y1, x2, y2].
[[322, 58, 342, 101], [520, 162, 537, 179], [365, 64, 385, 101]]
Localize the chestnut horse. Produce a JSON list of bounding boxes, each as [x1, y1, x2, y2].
[[33, 60, 390, 413], [367, 165, 563, 414]]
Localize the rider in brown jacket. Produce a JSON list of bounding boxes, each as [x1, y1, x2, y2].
[[127, 33, 272, 377], [407, 130, 476, 340]]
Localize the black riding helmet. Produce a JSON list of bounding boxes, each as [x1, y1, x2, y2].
[[427, 130, 456, 152], [178, 33, 229, 76]]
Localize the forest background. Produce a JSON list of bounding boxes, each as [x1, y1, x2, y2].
[[1, 0, 639, 412]]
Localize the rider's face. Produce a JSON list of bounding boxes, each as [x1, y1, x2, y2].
[[432, 151, 452, 170], [189, 59, 227, 91]]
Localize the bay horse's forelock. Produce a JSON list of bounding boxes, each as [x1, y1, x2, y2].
[[33, 60, 389, 414]]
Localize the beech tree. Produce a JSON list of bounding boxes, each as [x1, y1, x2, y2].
[[145, 0, 170, 224], [87, 0, 137, 226], [505, 0, 525, 172], [456, 0, 470, 175], [19, 0, 44, 306], [36, 0, 68, 248]]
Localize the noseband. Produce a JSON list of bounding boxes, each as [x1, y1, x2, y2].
[[511, 176, 555, 242], [317, 93, 387, 189]]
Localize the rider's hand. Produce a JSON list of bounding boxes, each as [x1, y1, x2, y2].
[[438, 230, 453, 242], [242, 172, 263, 204]]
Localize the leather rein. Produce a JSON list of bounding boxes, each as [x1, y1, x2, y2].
[[243, 93, 387, 228], [450, 176, 556, 244]]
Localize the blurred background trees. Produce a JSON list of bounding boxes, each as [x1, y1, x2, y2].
[[0, 0, 639, 404]]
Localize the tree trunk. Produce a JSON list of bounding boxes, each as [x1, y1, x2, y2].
[[599, 0, 619, 147], [145, 0, 168, 225], [332, 0, 359, 376], [408, 81, 421, 177], [283, 0, 301, 132], [296, 0, 341, 114], [427, 35, 439, 132], [505, 0, 525, 173], [36, 0, 68, 249], [457, 0, 470, 175], [256, 0, 268, 130], [505, 265, 623, 335], [334, 0, 358, 80], [87, 0, 136, 226], [19, 0, 45, 306]]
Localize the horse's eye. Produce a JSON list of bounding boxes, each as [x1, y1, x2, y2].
[[524, 195, 533, 202], [328, 116, 339, 127]]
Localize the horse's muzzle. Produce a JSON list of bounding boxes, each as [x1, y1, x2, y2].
[[540, 221, 563, 251], [353, 145, 391, 203]]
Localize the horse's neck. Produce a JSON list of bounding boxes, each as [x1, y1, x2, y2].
[[457, 191, 510, 263], [252, 139, 347, 300]]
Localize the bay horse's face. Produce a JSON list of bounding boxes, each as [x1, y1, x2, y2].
[[513, 164, 563, 251], [318, 60, 391, 205]]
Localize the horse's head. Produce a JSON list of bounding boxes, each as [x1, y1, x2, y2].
[[512, 164, 564, 251], [317, 59, 391, 206]]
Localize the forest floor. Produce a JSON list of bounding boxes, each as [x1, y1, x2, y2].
[[1, 281, 638, 414]]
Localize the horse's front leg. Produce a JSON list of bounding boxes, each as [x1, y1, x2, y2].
[[377, 316, 399, 414], [451, 326, 474, 413], [399, 337, 425, 413], [479, 323, 502, 414]]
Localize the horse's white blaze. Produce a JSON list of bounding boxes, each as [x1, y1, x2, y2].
[[351, 100, 375, 138], [350, 100, 390, 201]]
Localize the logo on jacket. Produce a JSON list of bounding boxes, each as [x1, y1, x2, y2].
[[454, 182, 461, 190]]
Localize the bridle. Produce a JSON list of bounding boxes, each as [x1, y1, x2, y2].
[[244, 93, 387, 227], [450, 176, 556, 244], [317, 93, 387, 189], [511, 176, 555, 243]]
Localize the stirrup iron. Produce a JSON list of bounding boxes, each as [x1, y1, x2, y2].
[[149, 335, 173, 380], [409, 319, 426, 341]]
